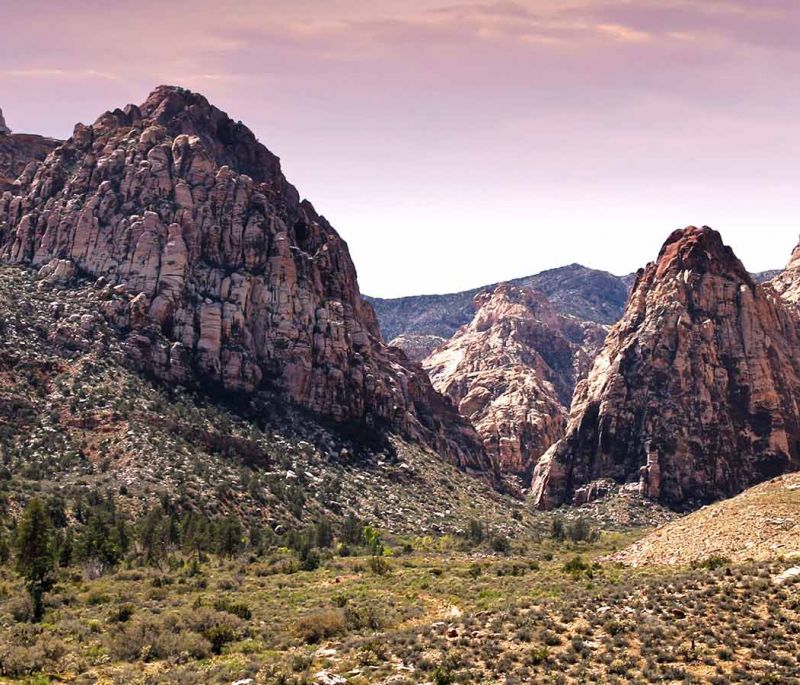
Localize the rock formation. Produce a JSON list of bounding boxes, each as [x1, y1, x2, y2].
[[531, 226, 800, 509], [0, 116, 60, 191], [368, 264, 629, 342], [0, 85, 493, 474], [388, 334, 445, 362], [424, 284, 606, 483], [768, 237, 800, 307]]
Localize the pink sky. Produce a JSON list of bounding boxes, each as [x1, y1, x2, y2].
[[2, 0, 799, 296]]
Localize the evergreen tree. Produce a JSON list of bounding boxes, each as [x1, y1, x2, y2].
[[315, 516, 333, 548], [216, 516, 243, 558], [75, 508, 125, 575], [138, 507, 171, 567], [15, 498, 55, 622]]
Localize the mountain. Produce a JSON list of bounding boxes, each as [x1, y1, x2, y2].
[[614, 471, 800, 566], [0, 85, 493, 477], [0, 109, 61, 192], [387, 333, 445, 362], [367, 264, 629, 343], [769, 238, 800, 307], [532, 226, 800, 510], [423, 284, 606, 483], [0, 261, 524, 535]]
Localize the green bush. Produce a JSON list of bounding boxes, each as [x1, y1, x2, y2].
[[295, 609, 346, 644]]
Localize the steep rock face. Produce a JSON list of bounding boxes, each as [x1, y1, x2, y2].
[[0, 107, 9, 134], [0, 86, 492, 474], [0, 128, 61, 192], [769, 238, 800, 306], [532, 226, 800, 509], [424, 284, 606, 482]]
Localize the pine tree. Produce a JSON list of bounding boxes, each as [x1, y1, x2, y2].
[[15, 498, 55, 622], [216, 516, 243, 558]]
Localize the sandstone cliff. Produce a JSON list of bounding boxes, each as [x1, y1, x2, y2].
[[769, 237, 800, 307], [424, 284, 606, 483], [0, 119, 61, 192], [0, 86, 492, 474], [531, 226, 800, 509]]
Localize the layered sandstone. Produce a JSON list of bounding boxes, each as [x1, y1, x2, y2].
[[532, 226, 800, 509], [424, 284, 606, 482], [0, 86, 492, 474], [769, 237, 800, 307], [0, 124, 61, 192]]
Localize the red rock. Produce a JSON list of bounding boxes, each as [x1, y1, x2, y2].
[[0, 86, 492, 476], [532, 227, 800, 509], [425, 284, 605, 483]]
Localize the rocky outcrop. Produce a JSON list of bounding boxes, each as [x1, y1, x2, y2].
[[768, 237, 800, 307], [0, 131, 61, 192], [424, 284, 606, 483], [0, 85, 492, 474], [0, 107, 9, 134], [388, 334, 445, 362], [532, 227, 800, 509]]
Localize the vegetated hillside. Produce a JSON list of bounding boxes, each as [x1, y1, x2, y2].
[[367, 263, 629, 342], [614, 472, 800, 566], [0, 263, 524, 537]]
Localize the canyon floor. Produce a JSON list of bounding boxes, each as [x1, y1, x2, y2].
[[1, 528, 799, 684]]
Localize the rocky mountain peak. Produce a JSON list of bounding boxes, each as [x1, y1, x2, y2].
[[531, 227, 800, 510], [424, 283, 606, 484], [769, 236, 800, 307], [0, 86, 493, 476], [653, 226, 751, 282], [0, 106, 9, 134]]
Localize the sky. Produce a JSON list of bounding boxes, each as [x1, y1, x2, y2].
[[1, 0, 799, 297]]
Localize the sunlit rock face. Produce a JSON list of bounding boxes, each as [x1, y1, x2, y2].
[[0, 85, 494, 475], [424, 283, 606, 484], [532, 226, 800, 510], [769, 237, 800, 308]]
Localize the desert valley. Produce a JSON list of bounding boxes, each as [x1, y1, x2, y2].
[[0, 1, 799, 683]]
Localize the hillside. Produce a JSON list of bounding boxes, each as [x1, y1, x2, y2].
[[0, 85, 493, 477], [0, 262, 526, 537], [614, 472, 800, 566], [367, 263, 629, 342]]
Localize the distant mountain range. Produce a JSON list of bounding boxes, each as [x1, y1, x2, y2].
[[368, 264, 781, 344]]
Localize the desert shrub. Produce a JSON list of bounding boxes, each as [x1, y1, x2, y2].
[[107, 616, 210, 661], [295, 609, 346, 644], [203, 624, 236, 655], [109, 602, 136, 623], [213, 599, 252, 621], [368, 556, 390, 575], [490, 535, 511, 555], [699, 556, 731, 571], [343, 603, 384, 631], [563, 556, 592, 578]]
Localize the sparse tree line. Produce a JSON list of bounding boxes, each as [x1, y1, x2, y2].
[[0, 491, 388, 623]]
